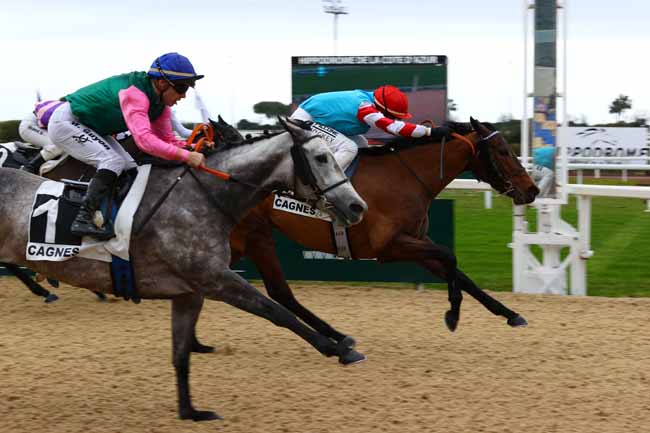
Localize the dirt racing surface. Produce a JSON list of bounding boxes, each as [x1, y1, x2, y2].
[[1, 278, 649, 433]]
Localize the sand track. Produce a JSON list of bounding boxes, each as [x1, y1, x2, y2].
[[1, 278, 649, 433]]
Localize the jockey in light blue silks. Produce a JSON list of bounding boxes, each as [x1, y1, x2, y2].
[[290, 85, 451, 171], [531, 146, 555, 197]]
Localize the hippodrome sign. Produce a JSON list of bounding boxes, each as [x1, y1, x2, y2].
[[560, 127, 649, 163]]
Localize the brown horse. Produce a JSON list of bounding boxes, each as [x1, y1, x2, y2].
[[220, 117, 538, 350]]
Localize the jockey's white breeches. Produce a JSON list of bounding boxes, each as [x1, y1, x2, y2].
[[530, 164, 554, 197], [291, 107, 367, 171], [18, 114, 65, 160], [47, 103, 136, 176]]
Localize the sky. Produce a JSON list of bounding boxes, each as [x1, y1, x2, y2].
[[1, 0, 649, 126]]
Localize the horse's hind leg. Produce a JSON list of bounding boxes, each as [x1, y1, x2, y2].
[[455, 269, 527, 327], [203, 269, 365, 365], [242, 228, 350, 344], [172, 293, 222, 422]]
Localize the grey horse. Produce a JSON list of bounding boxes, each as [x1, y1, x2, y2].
[[0, 118, 368, 421]]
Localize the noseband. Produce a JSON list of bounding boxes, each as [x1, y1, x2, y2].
[[474, 130, 526, 197]]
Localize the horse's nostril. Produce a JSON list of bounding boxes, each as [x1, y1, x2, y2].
[[350, 203, 365, 215]]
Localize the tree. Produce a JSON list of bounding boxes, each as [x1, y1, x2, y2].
[[608, 94, 632, 121], [253, 101, 292, 121]]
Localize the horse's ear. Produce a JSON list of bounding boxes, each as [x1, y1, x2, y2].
[[217, 114, 226, 124], [278, 116, 308, 142], [470, 117, 489, 137]]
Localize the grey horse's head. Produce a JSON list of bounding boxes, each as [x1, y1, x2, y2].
[[279, 117, 367, 226]]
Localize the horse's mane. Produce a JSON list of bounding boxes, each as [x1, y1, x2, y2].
[[359, 121, 467, 156], [358, 120, 497, 157], [209, 131, 287, 160], [445, 120, 496, 134], [220, 131, 284, 150]]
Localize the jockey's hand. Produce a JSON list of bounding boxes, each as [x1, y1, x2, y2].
[[186, 151, 206, 168], [428, 126, 452, 140], [203, 140, 215, 149]]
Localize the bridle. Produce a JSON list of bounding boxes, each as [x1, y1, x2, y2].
[[134, 126, 350, 235], [388, 125, 523, 199], [473, 130, 527, 197], [290, 135, 350, 196]]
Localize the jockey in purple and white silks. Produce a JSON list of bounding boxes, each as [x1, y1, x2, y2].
[[44, 52, 209, 240], [18, 102, 66, 174], [290, 85, 451, 171]]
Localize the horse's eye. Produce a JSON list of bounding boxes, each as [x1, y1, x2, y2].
[[315, 154, 328, 163]]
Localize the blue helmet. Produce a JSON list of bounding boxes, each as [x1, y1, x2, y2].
[[147, 52, 204, 82]]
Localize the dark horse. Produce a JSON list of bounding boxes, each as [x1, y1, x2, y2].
[[0, 119, 368, 421], [216, 118, 538, 351]]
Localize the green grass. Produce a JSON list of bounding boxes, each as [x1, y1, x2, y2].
[[439, 189, 650, 297]]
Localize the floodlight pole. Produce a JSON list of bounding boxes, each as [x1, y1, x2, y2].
[[323, 0, 348, 55]]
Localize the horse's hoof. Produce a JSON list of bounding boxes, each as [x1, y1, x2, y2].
[[507, 314, 528, 328], [46, 278, 60, 288], [338, 336, 356, 349], [444, 310, 459, 332], [95, 292, 108, 302], [339, 349, 367, 365], [192, 342, 215, 354], [180, 409, 223, 422], [44, 293, 59, 303]]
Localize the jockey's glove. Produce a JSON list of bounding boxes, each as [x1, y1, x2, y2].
[[428, 126, 452, 140]]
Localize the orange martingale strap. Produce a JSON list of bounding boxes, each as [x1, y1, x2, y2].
[[185, 122, 230, 181], [186, 123, 214, 149]]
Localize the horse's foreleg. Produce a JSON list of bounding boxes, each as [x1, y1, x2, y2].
[[377, 235, 462, 331], [203, 269, 365, 365], [2, 263, 58, 303], [188, 295, 214, 353], [172, 293, 222, 422], [455, 270, 527, 327], [243, 228, 350, 344]]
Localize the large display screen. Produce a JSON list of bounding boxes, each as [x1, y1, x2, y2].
[[291, 55, 447, 140]]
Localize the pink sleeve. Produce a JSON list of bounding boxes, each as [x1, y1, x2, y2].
[[119, 86, 190, 161], [150, 108, 189, 148]]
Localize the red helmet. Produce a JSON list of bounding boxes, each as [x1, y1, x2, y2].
[[373, 85, 412, 119]]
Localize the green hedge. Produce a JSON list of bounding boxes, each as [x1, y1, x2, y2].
[[0, 120, 20, 142]]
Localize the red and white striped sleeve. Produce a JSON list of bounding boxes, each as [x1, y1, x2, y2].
[[356, 102, 429, 138]]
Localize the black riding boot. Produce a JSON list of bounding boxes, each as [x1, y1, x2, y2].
[[70, 169, 118, 241], [20, 153, 46, 175]]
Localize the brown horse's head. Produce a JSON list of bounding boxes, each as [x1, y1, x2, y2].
[[463, 117, 539, 205], [209, 115, 246, 147]]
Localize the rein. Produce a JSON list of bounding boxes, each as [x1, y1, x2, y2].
[[388, 130, 478, 199], [475, 130, 526, 197], [133, 126, 350, 235]]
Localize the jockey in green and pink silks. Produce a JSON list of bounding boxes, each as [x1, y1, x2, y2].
[[41, 52, 210, 240]]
